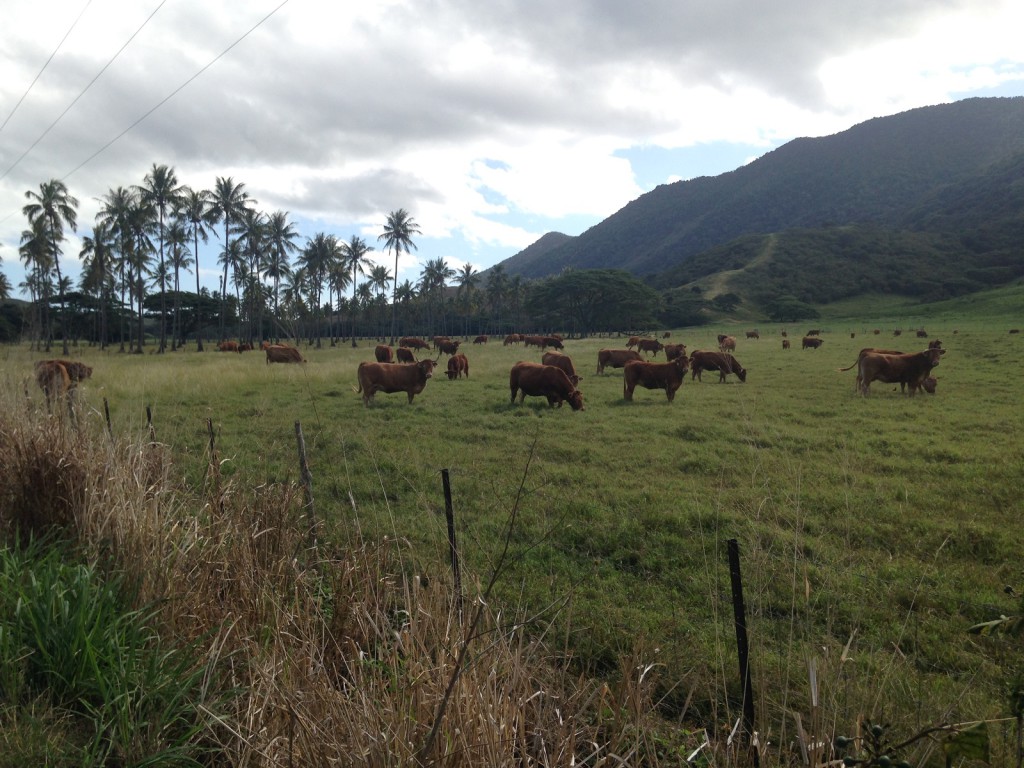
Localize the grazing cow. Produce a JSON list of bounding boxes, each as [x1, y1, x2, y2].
[[746, 330, 760, 339], [396, 347, 415, 363], [542, 335, 565, 350], [857, 348, 944, 396], [523, 335, 545, 348], [623, 356, 690, 402], [265, 345, 305, 364], [638, 338, 664, 356], [355, 359, 437, 406], [446, 353, 469, 380], [626, 336, 642, 350], [662, 331, 671, 339], [509, 362, 584, 410], [664, 343, 687, 361], [435, 339, 461, 356], [596, 348, 642, 374], [802, 336, 824, 349], [400, 337, 431, 351], [873, 329, 881, 335], [35, 359, 93, 412], [916, 329, 928, 338], [781, 330, 788, 338], [503, 334, 522, 346], [782, 339, 791, 350], [919, 376, 938, 395], [718, 335, 737, 353], [238, 342, 253, 352], [806, 329, 821, 336], [690, 350, 747, 383], [1010, 329, 1020, 335], [218, 340, 239, 352], [541, 351, 582, 385], [472, 335, 488, 344], [35, 358, 93, 385], [374, 344, 394, 363], [837, 347, 905, 391], [893, 329, 902, 337]]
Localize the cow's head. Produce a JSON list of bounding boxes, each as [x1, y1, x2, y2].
[[419, 359, 437, 378], [735, 365, 748, 383], [925, 347, 944, 367], [566, 389, 585, 411]]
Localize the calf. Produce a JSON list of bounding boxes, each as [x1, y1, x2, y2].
[[542, 351, 582, 385], [596, 348, 642, 374], [623, 356, 689, 402], [718, 335, 737, 353], [857, 348, 944, 396], [690, 350, 747, 383], [509, 362, 584, 410], [356, 359, 437, 406]]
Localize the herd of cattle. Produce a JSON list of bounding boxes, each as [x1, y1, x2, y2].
[[33, 327, 956, 411]]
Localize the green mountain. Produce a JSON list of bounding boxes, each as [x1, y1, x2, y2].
[[497, 97, 1024, 305]]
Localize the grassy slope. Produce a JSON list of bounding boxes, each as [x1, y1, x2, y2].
[[3, 309, 1021, 745]]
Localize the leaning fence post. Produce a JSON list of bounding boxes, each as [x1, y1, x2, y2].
[[294, 421, 318, 556], [727, 538, 759, 766], [441, 468, 463, 619], [103, 397, 113, 442]]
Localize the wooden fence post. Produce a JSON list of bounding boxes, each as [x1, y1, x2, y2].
[[294, 421, 317, 556], [728, 538, 759, 766], [441, 468, 463, 619]]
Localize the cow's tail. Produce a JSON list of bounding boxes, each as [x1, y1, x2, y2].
[[837, 360, 858, 372]]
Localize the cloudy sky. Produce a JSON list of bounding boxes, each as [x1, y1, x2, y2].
[[1, 0, 1022, 300]]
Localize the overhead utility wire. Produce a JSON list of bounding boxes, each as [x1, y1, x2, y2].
[[0, 0, 92, 134], [61, 0, 292, 182], [0, 1, 168, 184]]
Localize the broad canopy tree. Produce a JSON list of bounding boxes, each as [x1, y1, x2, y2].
[[524, 269, 662, 337]]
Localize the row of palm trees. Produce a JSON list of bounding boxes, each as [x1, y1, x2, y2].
[[13, 167, 531, 352]]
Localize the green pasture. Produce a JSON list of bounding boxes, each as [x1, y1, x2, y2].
[[3, 311, 1022, 739]]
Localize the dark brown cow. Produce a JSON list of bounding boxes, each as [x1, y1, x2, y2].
[[782, 339, 791, 350], [893, 329, 902, 337], [745, 330, 760, 339], [873, 329, 881, 335], [806, 329, 821, 336], [690, 350, 747, 383], [503, 334, 523, 346], [472, 335, 488, 344], [509, 362, 584, 410], [664, 343, 687, 361], [218, 340, 239, 352], [238, 342, 253, 352], [596, 348, 642, 374], [435, 339, 461, 356], [1010, 329, 1020, 334], [446, 353, 469, 380], [637, 338, 664, 356], [662, 331, 671, 339], [396, 347, 415, 363], [356, 359, 437, 406], [523, 335, 546, 348], [374, 344, 394, 363], [399, 337, 431, 351], [623, 356, 689, 402], [857, 348, 944, 396], [916, 329, 928, 338], [542, 335, 565, 350], [541, 351, 582, 385], [801, 336, 824, 349], [718, 335, 737, 353], [927, 339, 943, 349], [265, 345, 305, 364]]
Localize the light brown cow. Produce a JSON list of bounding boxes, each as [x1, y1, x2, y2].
[[446, 353, 469, 380], [509, 362, 584, 410], [35, 361, 71, 411], [596, 348, 642, 374], [623, 356, 690, 402], [626, 336, 642, 350], [801, 336, 824, 349], [356, 359, 437, 406], [837, 347, 904, 391], [503, 333, 523, 346], [374, 344, 394, 363], [857, 348, 944, 396], [690, 350, 747, 383], [541, 351, 582, 385], [718, 335, 737, 353], [265, 345, 305, 364], [400, 337, 431, 351], [218, 340, 239, 352]]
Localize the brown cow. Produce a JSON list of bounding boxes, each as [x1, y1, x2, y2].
[[662, 331, 671, 339], [782, 339, 791, 350], [745, 330, 760, 339], [374, 344, 394, 363], [35, 359, 93, 413], [218, 340, 239, 352], [690, 350, 747, 383], [664, 343, 687, 361], [542, 335, 565, 350], [435, 339, 461, 356], [801, 336, 824, 349], [36, 358, 93, 385], [509, 362, 584, 410], [265, 345, 305, 364], [623, 356, 690, 402], [927, 339, 943, 349], [718, 335, 737, 353], [837, 347, 905, 391], [637, 338, 664, 356], [857, 348, 944, 396], [356, 359, 437, 406], [238, 342, 253, 352], [596, 348, 642, 374], [503, 334, 522, 346], [472, 335, 488, 344], [446, 353, 469, 380], [541, 351, 582, 385], [400, 337, 431, 351], [806, 329, 821, 336], [396, 347, 415, 363], [916, 329, 928, 338], [626, 336, 642, 350]]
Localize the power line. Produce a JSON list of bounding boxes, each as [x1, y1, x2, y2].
[[0, 0, 93, 134], [0, 1, 168, 184], [62, 0, 292, 182]]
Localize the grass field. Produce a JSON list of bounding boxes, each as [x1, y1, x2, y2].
[[2, 286, 1022, 764]]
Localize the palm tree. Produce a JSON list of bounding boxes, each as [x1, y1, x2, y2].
[[176, 187, 216, 350], [19, 217, 52, 348], [0, 271, 10, 301], [137, 164, 182, 353], [340, 235, 374, 347], [210, 177, 251, 340], [125, 198, 156, 352], [96, 186, 140, 352], [296, 233, 339, 348], [23, 179, 78, 354], [419, 257, 456, 335], [79, 222, 116, 348], [486, 264, 509, 333], [164, 220, 192, 348], [378, 209, 420, 344], [456, 263, 479, 336], [326, 259, 351, 346], [263, 211, 299, 342], [236, 207, 268, 342]]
